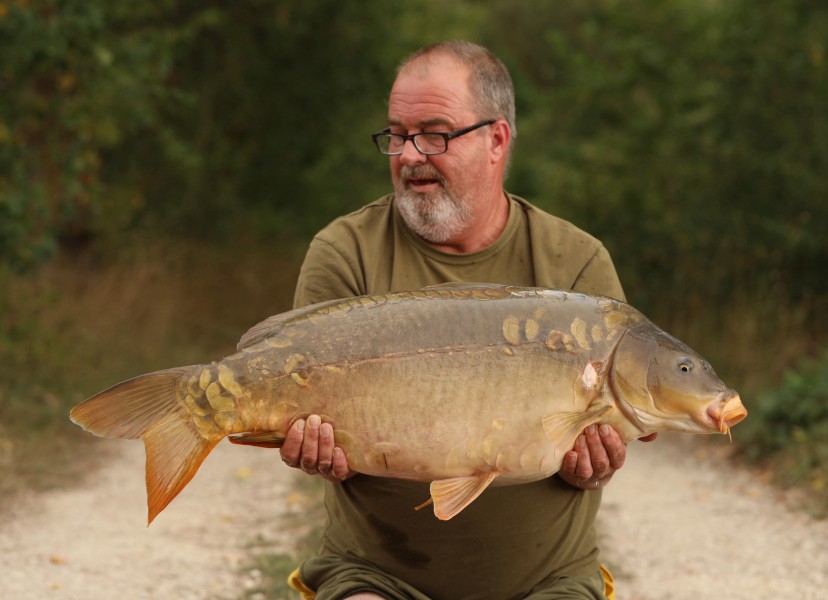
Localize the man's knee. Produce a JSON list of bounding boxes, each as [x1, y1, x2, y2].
[[295, 556, 430, 600]]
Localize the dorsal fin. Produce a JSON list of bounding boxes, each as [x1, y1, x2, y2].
[[421, 282, 506, 291], [238, 284, 514, 350], [237, 297, 351, 350]]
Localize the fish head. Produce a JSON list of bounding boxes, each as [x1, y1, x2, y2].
[[609, 322, 747, 438]]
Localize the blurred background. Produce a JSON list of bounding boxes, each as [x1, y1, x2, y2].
[[1, 0, 826, 512]]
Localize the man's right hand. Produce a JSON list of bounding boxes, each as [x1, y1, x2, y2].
[[279, 414, 351, 481]]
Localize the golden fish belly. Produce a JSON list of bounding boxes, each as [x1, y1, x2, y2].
[[235, 340, 601, 483]]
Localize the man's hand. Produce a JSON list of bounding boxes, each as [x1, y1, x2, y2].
[[279, 414, 351, 481], [280, 416, 656, 488], [558, 425, 658, 490]]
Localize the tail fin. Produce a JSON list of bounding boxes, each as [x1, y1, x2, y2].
[[70, 366, 221, 525]]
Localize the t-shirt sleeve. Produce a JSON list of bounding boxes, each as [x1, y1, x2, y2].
[[572, 245, 626, 302], [293, 236, 363, 309]]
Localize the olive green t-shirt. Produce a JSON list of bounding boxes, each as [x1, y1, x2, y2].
[[293, 193, 624, 600]]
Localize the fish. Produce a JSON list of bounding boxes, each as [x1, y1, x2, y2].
[[70, 284, 747, 524]]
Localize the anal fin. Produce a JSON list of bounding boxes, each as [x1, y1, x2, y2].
[[428, 471, 498, 520], [228, 431, 286, 448]]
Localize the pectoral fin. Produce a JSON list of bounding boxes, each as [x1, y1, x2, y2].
[[541, 406, 612, 445], [428, 471, 499, 520], [228, 431, 286, 448]]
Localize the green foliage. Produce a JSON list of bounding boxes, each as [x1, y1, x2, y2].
[[2, 0, 827, 509], [0, 0, 488, 269], [0, 0, 190, 269], [739, 348, 828, 502], [4, 0, 825, 319], [0, 235, 303, 495], [485, 0, 828, 314]]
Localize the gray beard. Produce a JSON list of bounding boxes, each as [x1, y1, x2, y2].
[[395, 168, 473, 244]]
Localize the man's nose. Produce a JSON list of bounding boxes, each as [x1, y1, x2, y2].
[[399, 138, 427, 165]]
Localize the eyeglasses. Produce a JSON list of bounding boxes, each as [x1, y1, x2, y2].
[[372, 119, 495, 156]]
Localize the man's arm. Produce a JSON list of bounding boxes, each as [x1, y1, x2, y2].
[[572, 245, 626, 301], [293, 236, 364, 310]]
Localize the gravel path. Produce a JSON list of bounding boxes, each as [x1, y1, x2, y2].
[[0, 440, 299, 599], [600, 433, 828, 599], [2, 434, 826, 599]]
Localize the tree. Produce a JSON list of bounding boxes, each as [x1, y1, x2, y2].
[[485, 0, 827, 312]]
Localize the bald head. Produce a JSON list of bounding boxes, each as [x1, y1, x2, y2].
[[397, 41, 516, 154]]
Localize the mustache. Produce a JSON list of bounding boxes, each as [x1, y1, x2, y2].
[[400, 165, 445, 184]]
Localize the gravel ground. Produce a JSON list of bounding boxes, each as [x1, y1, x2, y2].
[[1, 433, 826, 599], [0, 440, 300, 599], [600, 433, 828, 599]]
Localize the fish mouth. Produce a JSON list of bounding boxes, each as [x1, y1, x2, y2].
[[706, 390, 748, 436]]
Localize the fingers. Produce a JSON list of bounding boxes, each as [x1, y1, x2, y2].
[[299, 415, 322, 473], [561, 448, 579, 480], [597, 424, 626, 473], [316, 422, 335, 475], [279, 414, 350, 481], [561, 425, 628, 491], [279, 418, 306, 468], [331, 447, 350, 480], [573, 432, 594, 480]]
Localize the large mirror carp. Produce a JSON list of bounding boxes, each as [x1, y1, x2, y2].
[[71, 284, 747, 524]]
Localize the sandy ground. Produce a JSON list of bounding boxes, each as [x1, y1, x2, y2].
[[1, 433, 827, 599]]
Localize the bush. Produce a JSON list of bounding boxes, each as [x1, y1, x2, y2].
[[739, 348, 828, 500]]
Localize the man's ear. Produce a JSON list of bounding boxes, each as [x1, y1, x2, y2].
[[489, 119, 511, 165]]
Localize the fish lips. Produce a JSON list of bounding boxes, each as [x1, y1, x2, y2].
[[706, 390, 748, 434]]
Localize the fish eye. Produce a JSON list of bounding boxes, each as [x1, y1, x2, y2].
[[677, 358, 694, 373]]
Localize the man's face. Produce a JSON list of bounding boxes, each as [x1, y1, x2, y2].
[[387, 57, 492, 245]]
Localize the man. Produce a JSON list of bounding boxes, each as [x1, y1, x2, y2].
[[281, 40, 651, 600]]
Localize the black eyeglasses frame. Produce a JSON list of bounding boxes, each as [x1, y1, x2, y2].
[[371, 119, 496, 156]]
